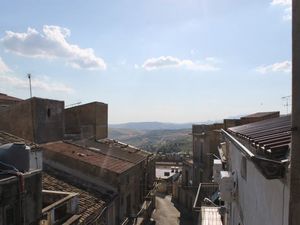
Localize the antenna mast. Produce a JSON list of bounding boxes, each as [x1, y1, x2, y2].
[[281, 95, 291, 115], [27, 73, 32, 98]]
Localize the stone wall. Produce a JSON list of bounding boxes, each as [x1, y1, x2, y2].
[[0, 171, 42, 225], [0, 97, 64, 144], [65, 102, 108, 139]]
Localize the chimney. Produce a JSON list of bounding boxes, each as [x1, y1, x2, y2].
[[289, 1, 300, 224]]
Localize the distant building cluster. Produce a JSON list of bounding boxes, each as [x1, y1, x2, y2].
[[160, 111, 291, 225], [0, 93, 156, 225], [150, 108, 291, 225]]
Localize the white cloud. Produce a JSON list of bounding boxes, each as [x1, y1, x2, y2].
[[0, 57, 73, 93], [141, 56, 220, 71], [256, 60, 291, 74], [0, 74, 74, 93], [1, 25, 106, 70], [0, 57, 11, 73], [271, 0, 291, 20]]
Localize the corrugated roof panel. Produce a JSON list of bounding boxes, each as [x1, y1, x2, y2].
[[228, 115, 291, 160]]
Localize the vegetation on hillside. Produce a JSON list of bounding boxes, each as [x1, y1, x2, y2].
[[108, 128, 192, 154]]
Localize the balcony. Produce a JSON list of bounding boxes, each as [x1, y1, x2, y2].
[[193, 183, 223, 225]]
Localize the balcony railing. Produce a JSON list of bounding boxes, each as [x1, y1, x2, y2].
[[193, 182, 219, 211]]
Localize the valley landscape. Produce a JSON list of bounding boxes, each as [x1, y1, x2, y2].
[[108, 122, 194, 153]]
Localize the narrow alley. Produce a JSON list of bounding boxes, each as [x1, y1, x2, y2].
[[152, 194, 193, 225]]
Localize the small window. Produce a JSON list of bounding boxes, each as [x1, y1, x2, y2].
[[164, 172, 170, 176], [241, 156, 247, 180], [47, 108, 51, 117]]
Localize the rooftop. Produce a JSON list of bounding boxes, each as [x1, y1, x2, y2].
[[73, 138, 152, 164], [42, 141, 136, 174], [228, 115, 291, 160], [0, 93, 22, 102], [0, 130, 38, 149], [43, 169, 108, 224], [192, 123, 224, 135], [223, 115, 290, 179], [240, 111, 280, 119]]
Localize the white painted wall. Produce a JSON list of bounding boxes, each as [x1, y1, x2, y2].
[[227, 142, 289, 225]]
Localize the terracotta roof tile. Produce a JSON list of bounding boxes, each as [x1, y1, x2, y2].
[[42, 141, 135, 174], [43, 171, 107, 224], [73, 138, 151, 164], [0, 131, 38, 149], [0, 93, 22, 102]]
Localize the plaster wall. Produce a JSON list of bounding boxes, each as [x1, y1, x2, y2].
[[227, 143, 289, 225]]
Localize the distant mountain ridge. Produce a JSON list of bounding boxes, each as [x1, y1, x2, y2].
[[109, 121, 219, 131]]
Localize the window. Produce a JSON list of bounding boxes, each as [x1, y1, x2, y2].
[[164, 172, 170, 176], [47, 108, 51, 117]]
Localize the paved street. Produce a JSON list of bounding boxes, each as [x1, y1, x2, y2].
[[151, 194, 193, 225]]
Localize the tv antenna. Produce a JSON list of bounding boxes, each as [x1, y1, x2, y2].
[[281, 95, 291, 115], [27, 73, 32, 98]]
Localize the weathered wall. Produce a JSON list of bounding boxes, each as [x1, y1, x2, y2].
[[240, 112, 280, 125], [32, 98, 64, 143], [43, 147, 147, 222], [192, 124, 223, 184], [224, 119, 241, 130], [0, 99, 34, 141], [65, 102, 108, 139], [0, 98, 64, 144], [43, 149, 118, 191], [147, 156, 156, 190], [0, 93, 22, 110], [227, 142, 289, 225], [0, 171, 42, 225]]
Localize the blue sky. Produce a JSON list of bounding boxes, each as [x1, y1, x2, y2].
[[0, 0, 292, 123]]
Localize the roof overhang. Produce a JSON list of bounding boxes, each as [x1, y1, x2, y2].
[[222, 129, 288, 179]]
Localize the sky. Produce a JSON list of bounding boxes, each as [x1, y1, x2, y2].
[[0, 0, 292, 123]]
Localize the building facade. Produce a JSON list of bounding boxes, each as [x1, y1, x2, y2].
[[217, 116, 290, 225], [0, 131, 43, 225], [0, 97, 64, 144]]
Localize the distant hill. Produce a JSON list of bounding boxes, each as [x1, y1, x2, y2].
[[108, 128, 192, 153], [109, 121, 217, 131]]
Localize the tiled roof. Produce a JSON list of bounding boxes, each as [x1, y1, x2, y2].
[[42, 141, 136, 174], [228, 115, 291, 160], [0, 93, 22, 102], [0, 131, 38, 149], [43, 170, 107, 224], [73, 138, 151, 164], [241, 111, 279, 118]]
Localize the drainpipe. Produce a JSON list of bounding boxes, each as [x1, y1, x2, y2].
[[289, 1, 300, 224]]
